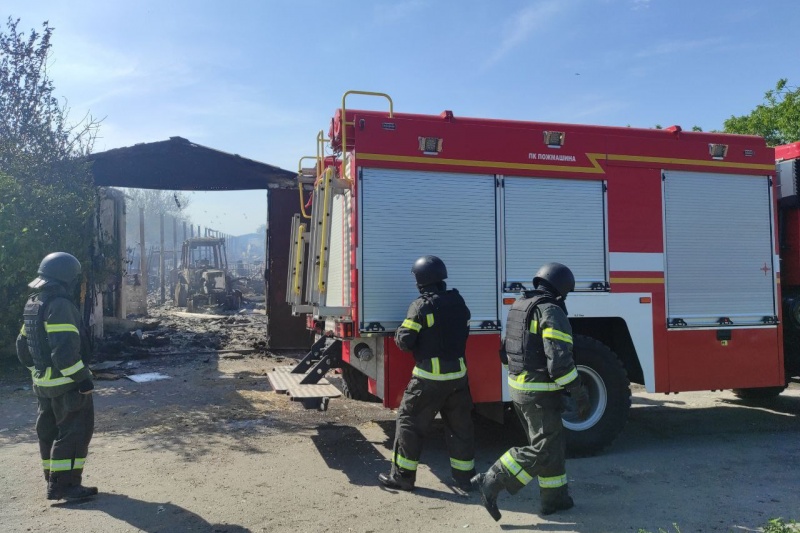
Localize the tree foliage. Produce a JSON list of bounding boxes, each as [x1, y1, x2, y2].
[[0, 18, 99, 352], [723, 79, 800, 146]]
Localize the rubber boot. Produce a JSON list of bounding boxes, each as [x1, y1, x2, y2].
[[471, 470, 503, 521], [539, 485, 574, 516], [378, 472, 415, 491], [47, 473, 98, 501]]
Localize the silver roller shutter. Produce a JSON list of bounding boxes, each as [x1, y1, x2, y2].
[[360, 168, 497, 331], [504, 177, 607, 290], [663, 170, 775, 327]]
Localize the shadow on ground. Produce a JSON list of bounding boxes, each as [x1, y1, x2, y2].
[[62, 493, 251, 533]]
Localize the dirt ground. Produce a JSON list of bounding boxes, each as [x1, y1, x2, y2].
[[1, 308, 799, 533]]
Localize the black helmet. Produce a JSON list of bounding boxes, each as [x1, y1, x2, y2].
[[29, 252, 82, 289], [412, 255, 448, 287], [533, 262, 575, 298]]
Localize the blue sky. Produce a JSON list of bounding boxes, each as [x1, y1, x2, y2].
[[6, 0, 800, 235]]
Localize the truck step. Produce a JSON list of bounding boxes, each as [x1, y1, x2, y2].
[[266, 366, 341, 411]]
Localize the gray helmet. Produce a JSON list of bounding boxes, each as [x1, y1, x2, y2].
[[412, 255, 448, 287], [533, 262, 575, 298], [29, 252, 82, 289]]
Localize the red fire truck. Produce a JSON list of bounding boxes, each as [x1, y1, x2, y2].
[[284, 91, 797, 455]]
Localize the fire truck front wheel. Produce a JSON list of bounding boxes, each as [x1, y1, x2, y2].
[[563, 335, 631, 457]]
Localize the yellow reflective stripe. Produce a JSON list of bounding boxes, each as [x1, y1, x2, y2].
[[500, 451, 533, 486], [44, 322, 80, 334], [32, 367, 75, 387], [432, 357, 440, 375], [450, 458, 475, 471], [412, 358, 467, 381], [393, 452, 418, 471], [538, 473, 568, 488], [426, 313, 434, 327], [19, 324, 26, 337], [49, 459, 73, 472], [553, 367, 579, 387], [74, 458, 86, 469], [42, 459, 50, 470], [529, 320, 538, 334], [542, 328, 573, 344], [508, 376, 562, 392], [60, 359, 85, 377], [402, 319, 422, 332]]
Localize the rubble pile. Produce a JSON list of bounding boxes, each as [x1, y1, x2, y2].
[[94, 297, 268, 364]]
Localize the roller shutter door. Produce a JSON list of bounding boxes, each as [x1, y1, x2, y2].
[[663, 170, 775, 327], [360, 168, 497, 331], [504, 177, 607, 290]]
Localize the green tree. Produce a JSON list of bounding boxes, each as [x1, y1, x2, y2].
[[0, 18, 99, 354], [723, 79, 800, 146]]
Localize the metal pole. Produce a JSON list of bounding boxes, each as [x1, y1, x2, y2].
[[183, 220, 187, 243], [139, 207, 147, 315], [160, 214, 166, 304]]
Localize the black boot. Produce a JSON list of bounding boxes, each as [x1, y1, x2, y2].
[[47, 473, 98, 501], [471, 473, 502, 521], [378, 472, 415, 491], [539, 486, 574, 516]]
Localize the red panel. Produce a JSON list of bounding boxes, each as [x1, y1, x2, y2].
[[665, 328, 783, 391], [606, 170, 664, 252], [464, 334, 503, 403], [382, 333, 503, 409], [776, 142, 800, 161], [384, 338, 416, 409]]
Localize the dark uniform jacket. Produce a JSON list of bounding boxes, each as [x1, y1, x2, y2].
[[501, 290, 579, 392], [16, 285, 92, 398], [395, 289, 471, 377]]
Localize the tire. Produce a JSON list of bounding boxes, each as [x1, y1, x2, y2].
[[732, 385, 786, 400], [340, 365, 380, 402], [562, 334, 631, 457]]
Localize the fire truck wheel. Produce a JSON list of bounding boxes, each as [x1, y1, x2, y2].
[[731, 385, 786, 400], [563, 335, 631, 457], [340, 365, 380, 402]]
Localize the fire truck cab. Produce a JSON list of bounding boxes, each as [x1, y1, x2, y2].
[[285, 91, 793, 455]]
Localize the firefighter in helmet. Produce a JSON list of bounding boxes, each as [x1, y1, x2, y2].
[[378, 255, 476, 492], [16, 252, 98, 501], [472, 262, 590, 520]]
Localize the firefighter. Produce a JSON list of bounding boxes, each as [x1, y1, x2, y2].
[[16, 252, 98, 501], [378, 255, 476, 492], [472, 262, 590, 520]]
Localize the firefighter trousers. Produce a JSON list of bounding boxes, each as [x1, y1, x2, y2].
[[390, 374, 476, 484], [36, 389, 94, 484], [487, 389, 569, 506]]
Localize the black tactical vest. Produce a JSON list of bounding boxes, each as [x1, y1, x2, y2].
[[23, 293, 54, 371], [504, 292, 561, 375], [412, 289, 470, 363]]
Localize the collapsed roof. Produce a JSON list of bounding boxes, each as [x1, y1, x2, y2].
[[88, 137, 296, 190]]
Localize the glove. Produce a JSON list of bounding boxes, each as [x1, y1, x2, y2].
[[77, 379, 94, 394], [568, 384, 590, 421]]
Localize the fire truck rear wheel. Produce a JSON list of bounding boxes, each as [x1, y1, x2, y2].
[[563, 334, 631, 457], [731, 385, 786, 400], [340, 365, 380, 402]]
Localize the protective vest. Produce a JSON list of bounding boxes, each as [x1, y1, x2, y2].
[[411, 289, 470, 364], [504, 292, 562, 376], [23, 293, 55, 371]]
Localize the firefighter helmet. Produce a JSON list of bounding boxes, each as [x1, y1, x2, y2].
[[412, 255, 448, 287], [29, 252, 82, 289], [533, 262, 575, 298]]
